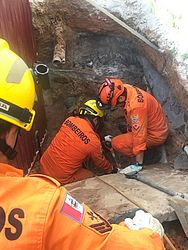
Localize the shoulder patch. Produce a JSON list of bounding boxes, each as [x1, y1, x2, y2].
[[85, 209, 112, 234], [60, 193, 84, 223], [133, 124, 140, 131], [131, 115, 138, 123]]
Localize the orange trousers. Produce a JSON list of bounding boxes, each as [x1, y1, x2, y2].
[[112, 132, 167, 156], [60, 168, 95, 185]]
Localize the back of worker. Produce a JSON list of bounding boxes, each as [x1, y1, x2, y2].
[[123, 84, 168, 154], [40, 113, 112, 184], [124, 84, 168, 143], [0, 163, 164, 250], [145, 89, 168, 143]]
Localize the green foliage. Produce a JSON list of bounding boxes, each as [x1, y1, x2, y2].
[[144, 0, 156, 14], [181, 53, 188, 61], [170, 47, 178, 56]]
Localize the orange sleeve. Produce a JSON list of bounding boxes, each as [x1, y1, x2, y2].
[[44, 189, 165, 250], [130, 108, 148, 155], [105, 225, 165, 250], [89, 140, 113, 173]]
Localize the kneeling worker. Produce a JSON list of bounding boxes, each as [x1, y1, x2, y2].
[[40, 100, 114, 184]]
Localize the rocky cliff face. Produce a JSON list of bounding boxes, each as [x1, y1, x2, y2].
[[30, 0, 188, 151]]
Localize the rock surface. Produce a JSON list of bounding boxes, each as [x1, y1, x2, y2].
[[30, 0, 188, 114], [65, 164, 188, 223]]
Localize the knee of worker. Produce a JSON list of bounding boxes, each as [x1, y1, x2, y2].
[[112, 133, 133, 156], [147, 136, 168, 148], [60, 169, 95, 185], [71, 168, 95, 183]]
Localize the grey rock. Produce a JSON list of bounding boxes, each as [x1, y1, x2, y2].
[[174, 152, 188, 170]]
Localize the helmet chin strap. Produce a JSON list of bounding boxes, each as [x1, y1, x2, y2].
[[0, 128, 20, 160], [0, 139, 17, 160]]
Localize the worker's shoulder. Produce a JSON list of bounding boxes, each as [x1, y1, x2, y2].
[[0, 174, 67, 208], [63, 116, 90, 129], [29, 173, 62, 187]]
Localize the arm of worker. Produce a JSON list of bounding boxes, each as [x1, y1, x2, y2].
[[44, 187, 165, 250], [124, 210, 164, 238], [89, 139, 113, 173], [130, 108, 148, 164]]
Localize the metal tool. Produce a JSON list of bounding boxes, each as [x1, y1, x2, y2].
[[119, 165, 143, 176], [103, 140, 121, 169], [126, 172, 188, 200], [109, 147, 121, 169]]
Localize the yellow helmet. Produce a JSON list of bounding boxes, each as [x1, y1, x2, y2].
[[79, 99, 104, 117], [0, 39, 35, 131]]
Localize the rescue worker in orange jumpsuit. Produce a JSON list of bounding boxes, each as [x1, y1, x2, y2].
[[0, 38, 165, 250], [40, 100, 115, 184], [97, 78, 169, 171]]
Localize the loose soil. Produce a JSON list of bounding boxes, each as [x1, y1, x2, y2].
[[163, 220, 188, 250]]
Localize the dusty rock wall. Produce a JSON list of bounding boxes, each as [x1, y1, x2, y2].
[[30, 0, 188, 143], [30, 1, 188, 101]]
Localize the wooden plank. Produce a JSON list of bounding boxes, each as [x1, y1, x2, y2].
[[85, 0, 159, 51]]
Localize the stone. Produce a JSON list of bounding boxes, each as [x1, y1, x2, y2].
[[174, 152, 188, 170], [169, 196, 188, 237]]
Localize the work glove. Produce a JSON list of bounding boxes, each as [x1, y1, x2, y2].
[[103, 135, 113, 149], [124, 210, 164, 238], [119, 163, 143, 176], [104, 135, 113, 143]]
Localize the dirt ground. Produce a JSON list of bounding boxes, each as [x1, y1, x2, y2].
[[163, 220, 188, 250]]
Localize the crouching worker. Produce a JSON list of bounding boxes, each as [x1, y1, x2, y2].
[[0, 38, 165, 250], [40, 99, 116, 184], [97, 78, 169, 172]]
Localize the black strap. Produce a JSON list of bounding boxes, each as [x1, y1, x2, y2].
[[98, 79, 114, 106], [80, 105, 98, 116], [0, 139, 17, 160], [0, 98, 33, 123]]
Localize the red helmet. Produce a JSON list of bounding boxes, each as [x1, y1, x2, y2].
[[97, 78, 125, 109]]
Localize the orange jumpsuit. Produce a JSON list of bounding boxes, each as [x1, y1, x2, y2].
[[112, 84, 169, 156], [40, 116, 112, 184], [0, 163, 165, 250]]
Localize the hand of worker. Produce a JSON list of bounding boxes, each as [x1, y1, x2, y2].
[[124, 210, 164, 238], [103, 135, 113, 149], [118, 163, 143, 175], [104, 135, 113, 143]]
